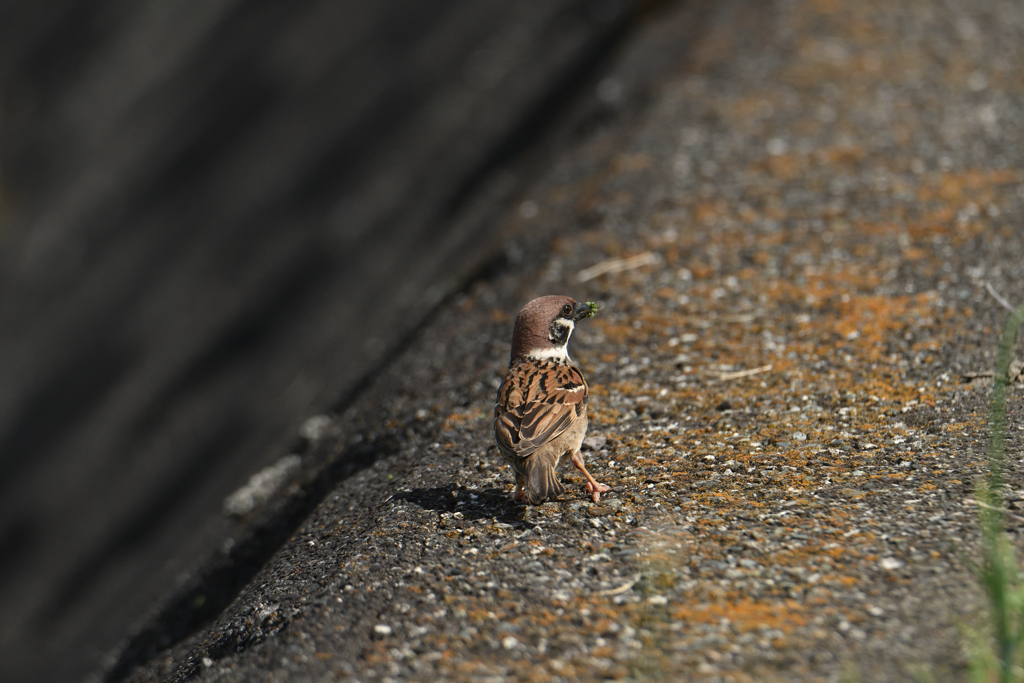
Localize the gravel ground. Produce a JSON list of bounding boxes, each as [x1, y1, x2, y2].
[[114, 0, 1024, 680]]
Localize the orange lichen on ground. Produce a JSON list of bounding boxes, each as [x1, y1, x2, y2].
[[561, 102, 1000, 662], [439, 409, 489, 432], [671, 599, 808, 632]]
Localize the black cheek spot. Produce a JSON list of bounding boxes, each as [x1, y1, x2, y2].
[[549, 321, 570, 345]]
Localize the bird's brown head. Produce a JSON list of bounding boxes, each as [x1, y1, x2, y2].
[[509, 295, 598, 363]]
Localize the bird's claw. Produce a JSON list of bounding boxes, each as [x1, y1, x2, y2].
[[585, 481, 611, 503]]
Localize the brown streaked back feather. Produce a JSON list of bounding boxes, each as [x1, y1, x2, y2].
[[494, 358, 588, 461]]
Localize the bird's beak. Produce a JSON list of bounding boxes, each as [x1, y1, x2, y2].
[[572, 301, 598, 321]]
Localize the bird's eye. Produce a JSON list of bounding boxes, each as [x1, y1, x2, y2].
[[562, 304, 572, 316]]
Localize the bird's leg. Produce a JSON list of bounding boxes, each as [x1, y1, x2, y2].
[[512, 472, 527, 501], [569, 449, 610, 502]]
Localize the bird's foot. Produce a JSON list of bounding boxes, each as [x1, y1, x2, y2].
[[585, 480, 611, 503], [570, 449, 610, 502]]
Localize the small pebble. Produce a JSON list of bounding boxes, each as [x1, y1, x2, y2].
[[879, 557, 904, 571]]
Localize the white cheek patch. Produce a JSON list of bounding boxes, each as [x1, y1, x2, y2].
[[530, 316, 577, 361], [549, 318, 574, 342]]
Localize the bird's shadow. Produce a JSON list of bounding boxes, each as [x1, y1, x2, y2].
[[398, 485, 531, 527]]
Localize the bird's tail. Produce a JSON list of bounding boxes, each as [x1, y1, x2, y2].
[[524, 460, 565, 504]]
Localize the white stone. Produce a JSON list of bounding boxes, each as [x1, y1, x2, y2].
[[879, 557, 904, 571]]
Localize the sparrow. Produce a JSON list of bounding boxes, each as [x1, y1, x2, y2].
[[494, 295, 610, 504]]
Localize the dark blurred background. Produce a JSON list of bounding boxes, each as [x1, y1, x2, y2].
[[0, 1, 656, 680]]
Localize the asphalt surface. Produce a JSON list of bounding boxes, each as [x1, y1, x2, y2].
[[93, 0, 1024, 680]]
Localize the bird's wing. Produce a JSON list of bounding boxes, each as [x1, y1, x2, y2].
[[494, 361, 588, 461]]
